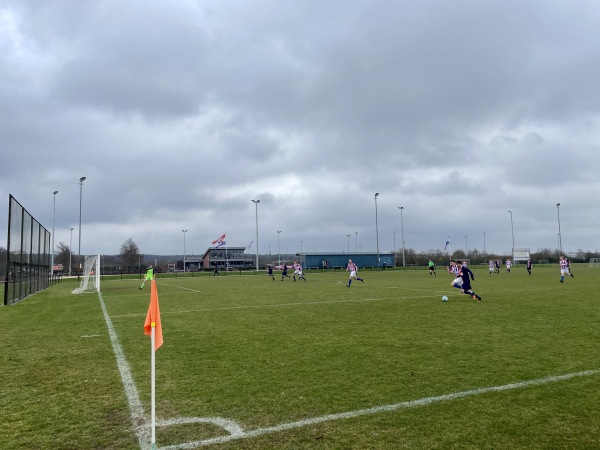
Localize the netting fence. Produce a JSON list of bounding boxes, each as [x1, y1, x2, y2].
[[3, 195, 51, 305]]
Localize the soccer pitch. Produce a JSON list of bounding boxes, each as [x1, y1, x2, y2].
[[1, 265, 599, 449]]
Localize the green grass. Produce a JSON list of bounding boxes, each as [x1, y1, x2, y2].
[[1, 264, 599, 449]]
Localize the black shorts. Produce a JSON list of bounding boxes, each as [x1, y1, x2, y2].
[[429, 266, 435, 271]]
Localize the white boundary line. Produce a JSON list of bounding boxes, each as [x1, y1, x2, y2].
[[98, 292, 152, 450], [154, 369, 599, 450], [99, 291, 599, 450]]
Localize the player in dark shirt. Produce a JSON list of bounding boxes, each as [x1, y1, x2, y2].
[[267, 264, 275, 280], [456, 261, 482, 302]]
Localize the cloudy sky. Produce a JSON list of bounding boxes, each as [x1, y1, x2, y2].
[[1, 0, 599, 259]]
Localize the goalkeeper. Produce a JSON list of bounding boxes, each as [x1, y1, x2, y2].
[[140, 265, 154, 290]]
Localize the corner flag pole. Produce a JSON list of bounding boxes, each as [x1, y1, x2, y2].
[[151, 327, 156, 449], [144, 279, 163, 450]]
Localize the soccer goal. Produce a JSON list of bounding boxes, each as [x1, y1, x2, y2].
[[589, 258, 600, 267], [72, 255, 100, 294], [513, 248, 531, 262]]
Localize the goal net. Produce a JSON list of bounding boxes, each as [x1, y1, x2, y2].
[[513, 248, 530, 262], [589, 258, 600, 267], [72, 255, 100, 294]]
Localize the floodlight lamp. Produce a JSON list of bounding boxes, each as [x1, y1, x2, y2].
[[79, 176, 86, 182], [53, 190, 58, 195], [374, 193, 379, 198]]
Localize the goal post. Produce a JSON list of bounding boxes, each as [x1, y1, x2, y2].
[[590, 258, 600, 267], [72, 255, 100, 294]]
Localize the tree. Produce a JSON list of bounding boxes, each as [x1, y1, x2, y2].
[[0, 246, 6, 274], [120, 238, 140, 273], [55, 242, 71, 270]]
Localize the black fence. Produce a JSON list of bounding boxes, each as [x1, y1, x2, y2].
[[3, 195, 51, 305]]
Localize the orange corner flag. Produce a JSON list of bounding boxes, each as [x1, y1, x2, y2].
[[144, 279, 163, 351]]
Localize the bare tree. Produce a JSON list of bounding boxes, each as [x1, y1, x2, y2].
[[120, 238, 140, 273], [55, 242, 71, 269]]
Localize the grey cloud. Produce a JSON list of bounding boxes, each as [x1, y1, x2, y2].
[[1, 0, 600, 255]]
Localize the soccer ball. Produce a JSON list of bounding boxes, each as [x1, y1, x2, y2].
[[441, 295, 448, 302]]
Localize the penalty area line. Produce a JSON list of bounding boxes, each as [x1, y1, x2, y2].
[[157, 368, 599, 450]]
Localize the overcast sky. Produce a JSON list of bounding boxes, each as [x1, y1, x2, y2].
[[1, 0, 599, 259]]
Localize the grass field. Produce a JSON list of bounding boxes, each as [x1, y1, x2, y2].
[[1, 264, 599, 449]]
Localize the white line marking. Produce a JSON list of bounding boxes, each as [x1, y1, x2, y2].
[[80, 334, 100, 338], [110, 295, 437, 319], [98, 292, 151, 450], [158, 283, 206, 293], [156, 369, 599, 449], [100, 287, 597, 449], [157, 417, 244, 435]]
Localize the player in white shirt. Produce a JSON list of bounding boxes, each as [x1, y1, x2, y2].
[[559, 256, 574, 283], [292, 260, 307, 282], [450, 261, 463, 289], [506, 259, 512, 273], [488, 260, 495, 276], [345, 259, 364, 287]]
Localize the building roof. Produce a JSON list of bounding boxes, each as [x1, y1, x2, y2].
[[201, 247, 248, 259]]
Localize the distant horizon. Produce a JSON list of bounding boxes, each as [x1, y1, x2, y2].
[[90, 248, 594, 260]]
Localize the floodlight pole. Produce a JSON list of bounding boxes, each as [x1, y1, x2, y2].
[[78, 177, 86, 273], [346, 234, 351, 253], [51, 190, 58, 275], [355, 232, 358, 252], [556, 203, 563, 255], [374, 193, 380, 269], [182, 229, 188, 272], [277, 231, 282, 266], [483, 232, 486, 261], [508, 210, 515, 259], [69, 227, 74, 276], [252, 200, 260, 271], [397, 206, 405, 267]]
